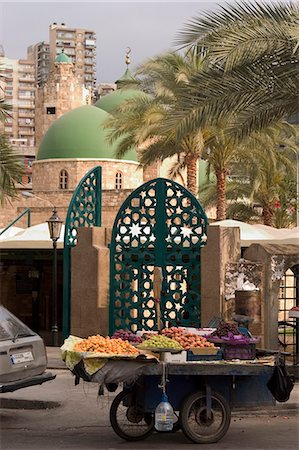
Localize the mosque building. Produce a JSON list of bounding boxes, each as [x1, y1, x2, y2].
[[0, 51, 163, 228]]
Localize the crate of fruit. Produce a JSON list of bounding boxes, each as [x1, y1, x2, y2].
[[187, 347, 223, 362], [222, 343, 256, 360]]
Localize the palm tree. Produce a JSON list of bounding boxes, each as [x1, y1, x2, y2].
[[0, 134, 24, 204], [200, 125, 297, 226], [200, 130, 237, 220], [106, 51, 207, 195], [0, 95, 23, 204], [169, 1, 299, 142]]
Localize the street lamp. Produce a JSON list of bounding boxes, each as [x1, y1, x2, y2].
[[47, 208, 63, 347]]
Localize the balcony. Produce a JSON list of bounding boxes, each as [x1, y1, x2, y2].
[[85, 39, 95, 48], [18, 129, 34, 136], [18, 103, 34, 109], [18, 76, 35, 83], [18, 111, 35, 118], [18, 120, 34, 126]]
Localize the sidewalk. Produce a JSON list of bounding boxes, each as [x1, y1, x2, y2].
[[46, 346, 298, 416]]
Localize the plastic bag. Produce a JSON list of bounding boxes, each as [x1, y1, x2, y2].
[[267, 356, 294, 402]]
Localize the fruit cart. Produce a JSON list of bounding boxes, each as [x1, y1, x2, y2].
[[69, 355, 276, 444], [61, 325, 293, 445]]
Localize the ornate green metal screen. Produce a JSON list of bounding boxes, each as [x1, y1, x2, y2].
[[63, 166, 102, 337], [109, 178, 208, 334]]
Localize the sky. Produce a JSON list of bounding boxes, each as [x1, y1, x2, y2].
[[0, 1, 230, 83]]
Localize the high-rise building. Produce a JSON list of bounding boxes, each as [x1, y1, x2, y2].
[[49, 23, 96, 90], [27, 41, 50, 86], [0, 56, 36, 184]]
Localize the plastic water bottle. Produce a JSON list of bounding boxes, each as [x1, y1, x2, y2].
[[155, 393, 174, 431]]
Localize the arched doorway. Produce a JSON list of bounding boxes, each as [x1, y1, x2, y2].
[[109, 178, 208, 334]]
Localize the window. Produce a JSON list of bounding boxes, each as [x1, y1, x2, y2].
[[59, 169, 69, 189], [47, 107, 56, 115], [115, 172, 123, 190]]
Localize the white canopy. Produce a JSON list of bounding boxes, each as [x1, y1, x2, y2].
[[0, 226, 24, 240], [0, 223, 65, 249], [210, 220, 299, 246]]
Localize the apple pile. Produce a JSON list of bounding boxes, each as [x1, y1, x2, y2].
[[161, 327, 215, 350]]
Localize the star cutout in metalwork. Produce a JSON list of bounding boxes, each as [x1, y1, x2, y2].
[[180, 226, 193, 238], [129, 223, 142, 237]]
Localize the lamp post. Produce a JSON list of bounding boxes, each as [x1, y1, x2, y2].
[[47, 208, 63, 347]]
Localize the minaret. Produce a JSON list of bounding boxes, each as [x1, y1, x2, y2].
[[35, 49, 92, 148], [115, 47, 136, 88]]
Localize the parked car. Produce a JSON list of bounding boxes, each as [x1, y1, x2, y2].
[[0, 305, 55, 393]]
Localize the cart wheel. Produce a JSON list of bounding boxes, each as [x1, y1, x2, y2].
[[110, 390, 154, 441], [181, 391, 231, 444]]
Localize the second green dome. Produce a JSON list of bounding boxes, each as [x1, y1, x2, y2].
[[95, 89, 149, 115]]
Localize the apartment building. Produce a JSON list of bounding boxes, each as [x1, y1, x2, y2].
[[49, 23, 96, 90], [0, 56, 36, 185], [27, 41, 50, 86]]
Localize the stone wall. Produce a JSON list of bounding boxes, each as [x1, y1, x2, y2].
[[32, 159, 142, 191]]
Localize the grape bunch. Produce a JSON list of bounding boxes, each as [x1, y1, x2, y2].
[[111, 329, 143, 344], [138, 334, 183, 350], [210, 321, 240, 338]]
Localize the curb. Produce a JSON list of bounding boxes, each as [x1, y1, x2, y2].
[[0, 398, 61, 410], [232, 406, 298, 417]]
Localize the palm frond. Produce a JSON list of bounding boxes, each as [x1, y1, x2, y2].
[[0, 134, 24, 204]]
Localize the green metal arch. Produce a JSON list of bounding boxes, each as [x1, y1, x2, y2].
[[109, 178, 208, 334], [63, 166, 102, 338]]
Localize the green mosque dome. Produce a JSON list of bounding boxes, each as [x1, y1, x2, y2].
[[55, 51, 72, 63], [95, 89, 149, 115], [37, 105, 137, 162]]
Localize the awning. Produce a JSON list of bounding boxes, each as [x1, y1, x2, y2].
[[0, 223, 65, 249], [210, 220, 299, 246]]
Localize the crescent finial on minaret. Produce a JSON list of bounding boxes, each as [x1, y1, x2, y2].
[[125, 47, 131, 67]]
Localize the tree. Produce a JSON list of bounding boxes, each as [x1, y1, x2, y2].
[[106, 51, 207, 196], [170, 1, 299, 142], [0, 96, 23, 204], [200, 125, 297, 226]]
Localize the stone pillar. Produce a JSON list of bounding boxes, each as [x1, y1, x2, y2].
[[201, 226, 241, 326], [71, 227, 110, 337]]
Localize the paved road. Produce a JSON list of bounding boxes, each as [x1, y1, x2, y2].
[[0, 371, 298, 450]]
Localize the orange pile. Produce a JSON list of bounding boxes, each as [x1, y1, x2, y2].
[[73, 334, 139, 355], [161, 327, 215, 350]]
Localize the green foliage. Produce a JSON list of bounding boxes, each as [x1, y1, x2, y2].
[[105, 51, 207, 194], [171, 1, 299, 142], [200, 124, 297, 227], [0, 134, 24, 205]]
